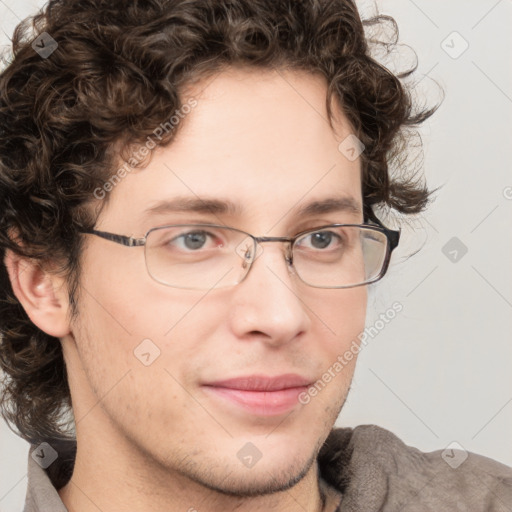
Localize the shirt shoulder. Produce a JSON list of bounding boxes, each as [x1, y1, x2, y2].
[[23, 439, 76, 512], [318, 424, 512, 512]]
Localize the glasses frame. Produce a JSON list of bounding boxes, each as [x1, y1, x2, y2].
[[78, 218, 400, 289]]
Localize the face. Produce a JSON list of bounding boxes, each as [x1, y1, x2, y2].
[[64, 67, 367, 496]]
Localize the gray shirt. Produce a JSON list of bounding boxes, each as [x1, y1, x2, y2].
[[23, 424, 512, 511]]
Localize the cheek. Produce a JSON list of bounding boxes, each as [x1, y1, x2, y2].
[[70, 276, 226, 429], [298, 289, 366, 409], [79, 241, 233, 381], [79, 272, 229, 393], [306, 286, 367, 350]]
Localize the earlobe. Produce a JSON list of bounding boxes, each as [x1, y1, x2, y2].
[[3, 249, 71, 338]]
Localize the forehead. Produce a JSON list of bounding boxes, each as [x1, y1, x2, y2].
[[100, 67, 363, 231]]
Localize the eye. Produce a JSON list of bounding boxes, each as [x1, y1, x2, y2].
[[170, 230, 222, 251], [298, 230, 342, 251]]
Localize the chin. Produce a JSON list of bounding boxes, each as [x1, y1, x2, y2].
[[188, 447, 319, 498]]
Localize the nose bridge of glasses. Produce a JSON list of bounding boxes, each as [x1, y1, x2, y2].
[[233, 234, 291, 266], [247, 235, 294, 265], [254, 235, 292, 244]]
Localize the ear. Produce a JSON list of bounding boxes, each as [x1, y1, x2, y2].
[[3, 249, 71, 338]]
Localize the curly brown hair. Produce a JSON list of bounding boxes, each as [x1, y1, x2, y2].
[[0, 0, 438, 444]]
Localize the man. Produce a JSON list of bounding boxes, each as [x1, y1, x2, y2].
[[0, 0, 510, 511]]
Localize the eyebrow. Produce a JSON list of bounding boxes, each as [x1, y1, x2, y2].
[[296, 197, 362, 217], [142, 195, 362, 219], [142, 197, 242, 218]]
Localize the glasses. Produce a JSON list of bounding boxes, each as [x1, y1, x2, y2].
[[79, 221, 400, 290]]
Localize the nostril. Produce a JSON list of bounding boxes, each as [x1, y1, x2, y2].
[[248, 330, 267, 337]]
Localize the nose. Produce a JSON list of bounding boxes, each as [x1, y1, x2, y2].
[[228, 244, 311, 345]]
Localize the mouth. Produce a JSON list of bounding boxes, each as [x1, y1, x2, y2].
[[201, 374, 312, 417]]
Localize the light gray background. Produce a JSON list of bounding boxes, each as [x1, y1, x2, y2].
[[1, 0, 511, 510]]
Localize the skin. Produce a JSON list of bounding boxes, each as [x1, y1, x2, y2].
[[5, 66, 367, 511]]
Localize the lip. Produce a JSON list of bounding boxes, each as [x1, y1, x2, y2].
[[201, 374, 312, 417]]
